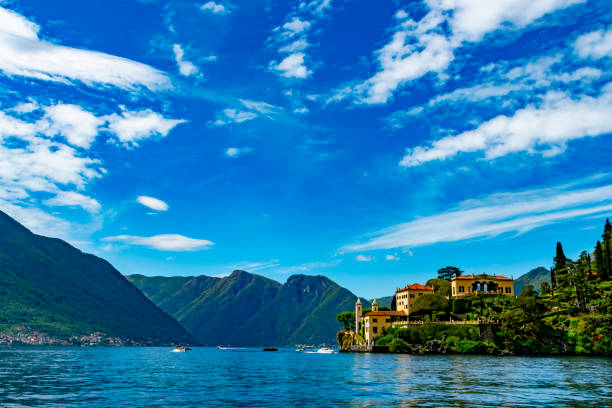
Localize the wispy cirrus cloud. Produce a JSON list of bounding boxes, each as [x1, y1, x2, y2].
[[343, 176, 612, 252], [0, 6, 170, 90], [102, 234, 214, 251], [330, 0, 584, 105], [399, 83, 612, 166]]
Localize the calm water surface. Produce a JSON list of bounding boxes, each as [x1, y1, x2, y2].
[[0, 347, 610, 407]]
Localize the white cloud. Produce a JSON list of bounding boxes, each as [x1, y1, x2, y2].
[[283, 17, 311, 35], [344, 177, 612, 252], [574, 27, 612, 59], [299, 0, 332, 16], [340, 0, 584, 104], [212, 108, 257, 126], [102, 234, 214, 251], [239, 99, 283, 116], [225, 147, 253, 158], [172, 44, 199, 77], [0, 6, 169, 90], [43, 104, 104, 148], [44, 191, 101, 213], [200, 1, 230, 15], [386, 53, 603, 130], [385, 254, 399, 261], [400, 83, 612, 166], [356, 254, 373, 262], [279, 39, 309, 53], [274, 53, 311, 78], [105, 109, 186, 147], [136, 195, 169, 211]]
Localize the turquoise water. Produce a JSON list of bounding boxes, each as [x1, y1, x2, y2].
[[0, 347, 610, 407]]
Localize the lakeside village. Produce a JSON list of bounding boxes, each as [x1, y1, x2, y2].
[[0, 328, 149, 347], [337, 219, 612, 355]]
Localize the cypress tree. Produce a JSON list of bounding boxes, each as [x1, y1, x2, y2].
[[595, 241, 606, 281], [603, 219, 612, 280], [553, 242, 568, 287]]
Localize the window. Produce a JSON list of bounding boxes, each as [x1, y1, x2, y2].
[[386, 318, 390, 323], [373, 327, 378, 334], [505, 287, 512, 294], [459, 286, 464, 293], [498, 287, 503, 293], [409, 293, 415, 298], [418, 293, 423, 296], [452, 287, 456, 294], [373, 318, 378, 323]]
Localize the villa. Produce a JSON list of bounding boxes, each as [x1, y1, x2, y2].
[[355, 274, 514, 345], [450, 274, 514, 297]]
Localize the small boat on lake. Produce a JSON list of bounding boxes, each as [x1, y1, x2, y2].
[[305, 347, 335, 354], [262, 347, 278, 351], [171, 346, 192, 352]]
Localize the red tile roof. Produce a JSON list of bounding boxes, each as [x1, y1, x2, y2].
[[363, 310, 407, 317], [396, 283, 434, 292], [451, 274, 513, 281]]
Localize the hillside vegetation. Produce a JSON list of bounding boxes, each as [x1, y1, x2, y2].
[[0, 210, 195, 345], [128, 271, 369, 346]]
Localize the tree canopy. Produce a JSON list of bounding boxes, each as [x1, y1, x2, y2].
[[437, 266, 463, 281], [426, 278, 451, 297], [410, 294, 450, 319]]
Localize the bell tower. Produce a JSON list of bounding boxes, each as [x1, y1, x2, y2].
[[372, 298, 379, 312], [355, 298, 362, 332]]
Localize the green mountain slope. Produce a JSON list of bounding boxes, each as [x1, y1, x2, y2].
[[515, 267, 550, 294], [127, 271, 367, 346], [0, 210, 195, 345]]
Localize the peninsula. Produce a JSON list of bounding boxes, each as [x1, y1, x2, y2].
[[337, 219, 612, 356]]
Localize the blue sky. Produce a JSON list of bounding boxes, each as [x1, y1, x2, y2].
[[1, 0, 612, 298]]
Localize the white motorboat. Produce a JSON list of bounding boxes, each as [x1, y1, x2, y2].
[[316, 347, 335, 353]]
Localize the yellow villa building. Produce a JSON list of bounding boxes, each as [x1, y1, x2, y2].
[[356, 299, 407, 345], [395, 283, 434, 313], [450, 274, 514, 297], [354, 275, 515, 345]]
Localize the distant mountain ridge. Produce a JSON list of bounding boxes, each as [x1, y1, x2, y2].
[[127, 271, 369, 346], [514, 267, 550, 294], [0, 210, 195, 345]]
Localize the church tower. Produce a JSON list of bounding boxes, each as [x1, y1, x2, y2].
[[372, 298, 379, 312], [355, 298, 362, 332]]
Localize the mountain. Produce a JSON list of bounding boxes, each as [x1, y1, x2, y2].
[[0, 210, 195, 345], [376, 296, 394, 308], [127, 271, 368, 346], [514, 267, 551, 294]]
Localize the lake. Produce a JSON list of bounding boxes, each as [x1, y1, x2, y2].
[[0, 347, 610, 407]]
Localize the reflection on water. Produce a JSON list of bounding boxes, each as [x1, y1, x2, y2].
[[0, 347, 610, 407]]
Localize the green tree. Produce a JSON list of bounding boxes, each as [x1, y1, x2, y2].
[[553, 242, 569, 288], [540, 281, 550, 295], [410, 294, 450, 320], [500, 285, 548, 353], [426, 278, 451, 297], [595, 241, 606, 281], [602, 219, 612, 280], [336, 312, 354, 331], [437, 266, 463, 281]]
